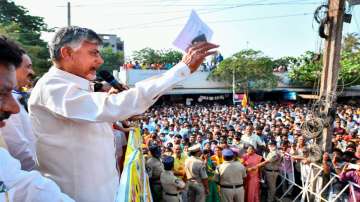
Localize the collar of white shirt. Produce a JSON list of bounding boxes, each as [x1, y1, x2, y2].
[[49, 66, 90, 90]]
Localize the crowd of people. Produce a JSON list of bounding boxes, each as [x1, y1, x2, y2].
[[0, 26, 218, 202], [0, 24, 359, 202], [132, 103, 360, 202]]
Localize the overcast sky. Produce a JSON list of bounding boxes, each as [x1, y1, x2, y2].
[[14, 0, 360, 60]]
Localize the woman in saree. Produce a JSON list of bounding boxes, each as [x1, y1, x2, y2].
[[242, 145, 263, 202], [202, 144, 220, 202]]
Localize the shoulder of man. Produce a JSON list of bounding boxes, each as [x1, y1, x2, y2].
[[146, 157, 155, 164], [161, 170, 171, 177]]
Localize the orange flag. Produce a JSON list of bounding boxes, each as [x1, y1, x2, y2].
[[241, 94, 248, 107]]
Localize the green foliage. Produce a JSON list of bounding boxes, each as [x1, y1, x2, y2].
[[288, 49, 360, 87], [342, 33, 360, 53], [0, 0, 49, 33], [272, 56, 297, 69], [288, 51, 322, 87], [209, 49, 278, 91], [339, 51, 360, 86], [99, 47, 124, 72], [132, 47, 182, 64], [158, 49, 183, 64], [0, 0, 51, 75], [133, 47, 160, 65], [0, 22, 51, 75]]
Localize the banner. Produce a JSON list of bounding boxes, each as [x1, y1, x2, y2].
[[115, 128, 152, 202], [233, 93, 243, 103]]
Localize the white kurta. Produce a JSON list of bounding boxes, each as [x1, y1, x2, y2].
[[1, 91, 37, 171], [28, 63, 191, 202], [0, 148, 73, 202]]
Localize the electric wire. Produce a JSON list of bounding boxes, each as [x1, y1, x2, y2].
[[108, 12, 314, 31]]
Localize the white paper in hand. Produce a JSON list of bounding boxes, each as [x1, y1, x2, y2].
[[173, 10, 213, 52]]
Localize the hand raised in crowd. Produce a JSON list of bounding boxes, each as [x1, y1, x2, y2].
[[342, 163, 349, 173], [323, 152, 330, 162], [182, 42, 219, 73]]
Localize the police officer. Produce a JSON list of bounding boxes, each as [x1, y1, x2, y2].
[[161, 156, 186, 202], [214, 149, 246, 202], [146, 144, 164, 202], [256, 140, 281, 202], [184, 144, 209, 202]]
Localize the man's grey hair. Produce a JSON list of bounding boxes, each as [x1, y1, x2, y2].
[[49, 26, 103, 61]]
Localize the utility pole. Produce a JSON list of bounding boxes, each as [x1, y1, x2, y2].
[[67, 1, 71, 26], [319, 0, 345, 152]]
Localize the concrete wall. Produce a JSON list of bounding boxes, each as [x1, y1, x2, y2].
[[117, 68, 229, 89]]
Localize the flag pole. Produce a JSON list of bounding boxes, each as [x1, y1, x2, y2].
[[232, 66, 235, 105]]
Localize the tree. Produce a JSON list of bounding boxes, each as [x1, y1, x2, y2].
[[288, 50, 360, 87], [99, 47, 124, 73], [288, 51, 322, 87], [0, 0, 49, 33], [339, 51, 360, 86], [342, 33, 360, 53], [272, 56, 297, 70], [133, 47, 161, 65], [0, 0, 51, 75], [132, 47, 183, 65], [208, 49, 278, 91], [158, 49, 183, 64]]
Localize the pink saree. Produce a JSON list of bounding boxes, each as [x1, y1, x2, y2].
[[242, 153, 263, 202]]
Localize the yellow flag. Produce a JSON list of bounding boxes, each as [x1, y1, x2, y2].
[[241, 93, 248, 107]]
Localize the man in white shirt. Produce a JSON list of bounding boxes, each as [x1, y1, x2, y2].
[[241, 125, 265, 150], [1, 50, 37, 171], [0, 36, 73, 202], [28, 26, 218, 202]]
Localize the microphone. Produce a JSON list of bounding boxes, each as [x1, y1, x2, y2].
[[98, 70, 127, 92]]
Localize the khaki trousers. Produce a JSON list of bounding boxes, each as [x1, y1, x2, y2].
[[187, 181, 205, 202], [163, 192, 182, 202], [265, 171, 279, 202], [220, 187, 244, 202]]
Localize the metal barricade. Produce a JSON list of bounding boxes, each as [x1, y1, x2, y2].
[[274, 153, 360, 202]]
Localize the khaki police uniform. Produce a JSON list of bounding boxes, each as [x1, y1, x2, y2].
[[264, 150, 281, 202], [184, 155, 208, 202], [161, 170, 186, 202], [146, 156, 164, 201], [214, 160, 246, 202]]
